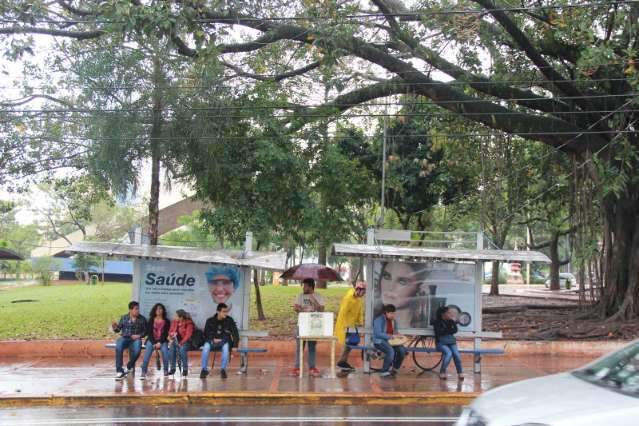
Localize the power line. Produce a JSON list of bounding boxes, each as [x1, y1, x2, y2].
[[2, 92, 636, 114], [0, 76, 633, 92], [0, 1, 635, 26], [5, 129, 638, 147]]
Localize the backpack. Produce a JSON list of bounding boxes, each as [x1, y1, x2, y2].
[[190, 327, 205, 349]]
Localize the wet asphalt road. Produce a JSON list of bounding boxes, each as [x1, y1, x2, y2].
[[0, 404, 463, 425]]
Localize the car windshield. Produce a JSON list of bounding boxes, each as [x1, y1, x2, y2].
[[573, 340, 639, 398]]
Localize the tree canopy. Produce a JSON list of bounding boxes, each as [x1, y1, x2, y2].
[[1, 0, 638, 318]]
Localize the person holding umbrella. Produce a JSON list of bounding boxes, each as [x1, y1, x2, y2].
[[292, 278, 325, 377]]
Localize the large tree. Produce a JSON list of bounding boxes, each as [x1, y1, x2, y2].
[[1, 1, 638, 319]]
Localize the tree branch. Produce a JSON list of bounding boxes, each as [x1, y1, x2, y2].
[[221, 59, 322, 82], [378, 19, 574, 117], [1, 94, 74, 108], [288, 77, 412, 131], [472, 0, 595, 112], [57, 1, 94, 17], [0, 26, 103, 39]]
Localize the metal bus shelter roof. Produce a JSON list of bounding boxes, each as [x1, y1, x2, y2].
[[56, 241, 287, 271], [0, 248, 23, 260], [332, 243, 551, 263]]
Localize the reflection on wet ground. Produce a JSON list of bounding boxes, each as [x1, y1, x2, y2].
[[0, 354, 595, 397], [0, 404, 464, 425]]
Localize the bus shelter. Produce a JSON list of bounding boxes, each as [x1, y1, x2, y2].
[[0, 248, 23, 260], [59, 234, 286, 369], [332, 230, 550, 373]]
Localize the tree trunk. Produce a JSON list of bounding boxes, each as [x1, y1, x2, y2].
[[599, 191, 639, 320], [548, 233, 561, 291], [316, 242, 327, 289], [147, 56, 163, 246], [253, 268, 266, 320], [253, 241, 266, 320], [490, 261, 500, 296]]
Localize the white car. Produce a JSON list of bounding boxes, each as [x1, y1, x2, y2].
[[544, 272, 577, 289], [456, 339, 639, 426]]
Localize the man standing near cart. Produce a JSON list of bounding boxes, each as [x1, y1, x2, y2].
[[292, 278, 325, 377]]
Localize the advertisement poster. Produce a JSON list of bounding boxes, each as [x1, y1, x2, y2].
[[137, 260, 245, 329], [373, 261, 476, 331]]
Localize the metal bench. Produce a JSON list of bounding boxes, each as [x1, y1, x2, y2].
[[105, 330, 268, 374], [348, 339, 505, 373]]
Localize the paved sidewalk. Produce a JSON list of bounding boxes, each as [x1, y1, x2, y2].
[[0, 354, 596, 407]]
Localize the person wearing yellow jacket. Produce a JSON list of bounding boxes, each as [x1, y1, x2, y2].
[[335, 281, 366, 370]]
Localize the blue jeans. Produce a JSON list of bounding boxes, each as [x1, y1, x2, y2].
[[169, 340, 191, 373], [374, 341, 406, 372], [115, 336, 142, 373], [437, 342, 463, 374], [201, 341, 230, 371], [295, 339, 316, 369], [141, 340, 169, 374]]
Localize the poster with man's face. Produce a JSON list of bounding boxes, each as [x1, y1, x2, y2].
[[373, 261, 476, 331], [137, 260, 244, 329]]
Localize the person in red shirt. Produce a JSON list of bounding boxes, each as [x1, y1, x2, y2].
[[168, 309, 194, 378]]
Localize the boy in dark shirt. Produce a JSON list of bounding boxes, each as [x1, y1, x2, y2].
[[200, 303, 239, 379]]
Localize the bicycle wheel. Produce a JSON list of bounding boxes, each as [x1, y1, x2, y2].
[[410, 336, 442, 371]]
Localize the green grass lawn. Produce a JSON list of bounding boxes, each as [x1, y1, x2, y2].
[[0, 282, 349, 340], [249, 284, 349, 338]]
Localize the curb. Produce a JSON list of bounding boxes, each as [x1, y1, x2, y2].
[[0, 391, 479, 408]]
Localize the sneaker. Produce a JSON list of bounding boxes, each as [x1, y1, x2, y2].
[[182, 370, 188, 378], [439, 373, 447, 380], [168, 369, 176, 375], [220, 369, 227, 379], [309, 367, 321, 378], [379, 371, 392, 377], [140, 372, 146, 380], [458, 374, 465, 381], [115, 371, 127, 380], [390, 368, 398, 376], [337, 361, 355, 371], [200, 369, 209, 379], [164, 371, 171, 377], [291, 368, 300, 377]]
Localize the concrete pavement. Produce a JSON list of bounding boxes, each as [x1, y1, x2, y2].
[[0, 353, 597, 408]]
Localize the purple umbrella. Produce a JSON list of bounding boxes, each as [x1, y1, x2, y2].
[[280, 263, 344, 282]]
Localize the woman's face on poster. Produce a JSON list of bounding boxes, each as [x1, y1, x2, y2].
[[379, 263, 421, 309]]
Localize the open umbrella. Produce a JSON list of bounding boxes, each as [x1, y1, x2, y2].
[[280, 263, 343, 282]]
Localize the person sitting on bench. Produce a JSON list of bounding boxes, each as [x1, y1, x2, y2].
[[168, 309, 194, 378], [373, 304, 406, 377], [140, 303, 170, 379], [200, 303, 239, 379], [434, 305, 464, 381], [111, 301, 147, 380]]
